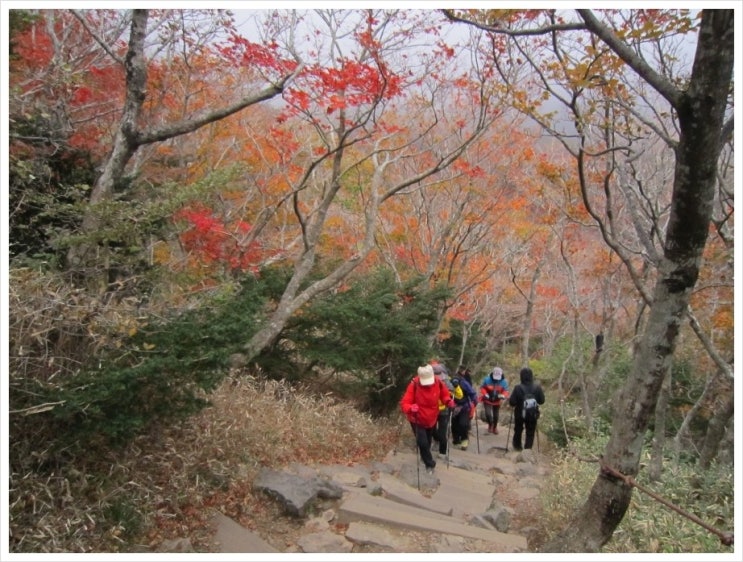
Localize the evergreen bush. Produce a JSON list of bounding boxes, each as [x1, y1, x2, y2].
[[275, 269, 452, 414], [33, 271, 275, 455]]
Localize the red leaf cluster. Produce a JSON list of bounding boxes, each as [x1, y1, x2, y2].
[[174, 204, 263, 273]]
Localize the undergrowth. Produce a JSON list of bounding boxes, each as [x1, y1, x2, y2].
[[10, 375, 734, 554], [539, 435, 735, 554], [8, 375, 401, 553]]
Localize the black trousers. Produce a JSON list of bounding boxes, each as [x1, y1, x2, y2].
[[434, 410, 451, 454], [512, 415, 538, 450], [451, 408, 471, 443], [410, 421, 436, 469], [483, 403, 502, 426]]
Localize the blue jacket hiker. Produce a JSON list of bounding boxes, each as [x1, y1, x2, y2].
[[479, 367, 510, 434]]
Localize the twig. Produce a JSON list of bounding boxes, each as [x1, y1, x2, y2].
[[9, 401, 66, 416]]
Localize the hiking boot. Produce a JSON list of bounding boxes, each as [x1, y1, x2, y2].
[[425, 466, 435, 474], [493, 426, 499, 434], [460, 439, 468, 450]]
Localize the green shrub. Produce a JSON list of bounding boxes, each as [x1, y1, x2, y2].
[[605, 457, 734, 553], [274, 269, 452, 414], [35, 271, 276, 454]]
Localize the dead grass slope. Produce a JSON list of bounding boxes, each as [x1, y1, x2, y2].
[[9, 375, 402, 553]]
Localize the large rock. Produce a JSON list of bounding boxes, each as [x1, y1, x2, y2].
[[253, 468, 344, 517]]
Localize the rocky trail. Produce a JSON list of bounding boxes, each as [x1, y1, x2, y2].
[[160, 417, 553, 554]]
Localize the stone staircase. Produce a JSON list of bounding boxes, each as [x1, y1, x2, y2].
[[337, 453, 527, 551], [211, 418, 547, 553]]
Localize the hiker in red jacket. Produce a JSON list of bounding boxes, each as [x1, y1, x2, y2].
[[400, 364, 455, 473]]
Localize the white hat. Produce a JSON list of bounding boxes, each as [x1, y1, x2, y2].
[[492, 367, 503, 380], [418, 364, 435, 386]]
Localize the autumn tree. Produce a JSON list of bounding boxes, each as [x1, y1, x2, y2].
[[45, 9, 298, 275], [445, 7, 734, 551], [373, 125, 506, 345], [205, 9, 505, 362]]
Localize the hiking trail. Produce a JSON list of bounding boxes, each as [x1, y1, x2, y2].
[[175, 416, 555, 554]]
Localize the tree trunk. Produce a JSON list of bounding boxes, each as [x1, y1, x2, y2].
[[541, 10, 734, 552], [698, 379, 734, 469], [458, 321, 470, 369], [542, 476, 634, 552], [648, 366, 671, 481], [67, 9, 148, 271], [582, 331, 605, 431], [571, 316, 594, 432], [519, 258, 542, 365]]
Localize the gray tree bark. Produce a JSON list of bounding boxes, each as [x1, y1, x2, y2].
[[541, 10, 734, 551], [648, 366, 671, 482]]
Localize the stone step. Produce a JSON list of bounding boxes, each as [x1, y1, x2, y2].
[[376, 472, 454, 516], [337, 492, 527, 551], [210, 511, 278, 553], [385, 452, 495, 516]]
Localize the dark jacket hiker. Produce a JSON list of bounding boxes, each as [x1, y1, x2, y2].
[[508, 367, 545, 450], [449, 376, 478, 450]]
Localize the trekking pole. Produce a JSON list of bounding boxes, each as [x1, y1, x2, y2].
[[416, 439, 421, 490], [414, 414, 420, 490], [505, 406, 512, 453], [474, 404, 480, 454], [446, 410, 452, 469]]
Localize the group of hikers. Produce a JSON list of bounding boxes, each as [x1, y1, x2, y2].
[[400, 360, 546, 473]]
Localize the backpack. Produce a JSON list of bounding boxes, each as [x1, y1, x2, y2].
[[441, 374, 455, 393], [522, 391, 540, 421]]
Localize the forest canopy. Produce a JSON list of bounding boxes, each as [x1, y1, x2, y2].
[[3, 5, 736, 555]]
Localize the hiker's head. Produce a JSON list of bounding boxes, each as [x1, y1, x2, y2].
[[432, 362, 448, 377], [418, 364, 435, 386], [491, 367, 503, 381], [519, 367, 534, 384], [451, 377, 460, 388]]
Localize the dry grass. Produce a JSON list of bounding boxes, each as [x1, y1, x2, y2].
[[9, 373, 404, 553]]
